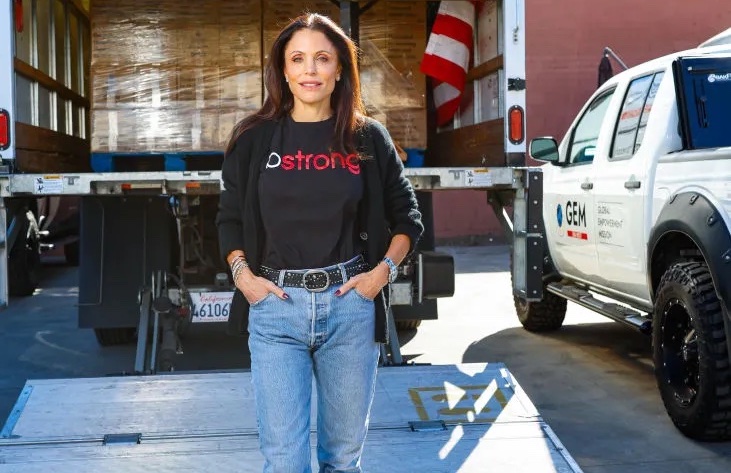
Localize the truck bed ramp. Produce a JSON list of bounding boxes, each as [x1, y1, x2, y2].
[[0, 363, 581, 472]]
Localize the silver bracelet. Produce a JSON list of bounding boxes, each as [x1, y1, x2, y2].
[[230, 256, 249, 282]]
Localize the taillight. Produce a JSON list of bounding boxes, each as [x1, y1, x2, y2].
[[508, 105, 525, 145], [0, 109, 10, 150], [14, 0, 24, 33]]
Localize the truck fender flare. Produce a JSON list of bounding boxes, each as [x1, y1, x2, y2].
[[647, 192, 731, 312]]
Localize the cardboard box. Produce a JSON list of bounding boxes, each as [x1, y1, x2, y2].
[[92, 66, 134, 108], [92, 65, 178, 109], [219, 26, 263, 68], [219, 0, 263, 68], [360, 0, 427, 64], [91, 0, 264, 153], [383, 107, 427, 150], [91, 109, 136, 152], [359, 2, 427, 149], [92, 107, 193, 152], [219, 67, 263, 110], [177, 23, 221, 66], [90, 0, 429, 153], [176, 67, 221, 109], [176, 109, 217, 151], [218, 107, 260, 148], [91, 2, 177, 67], [92, 106, 263, 153]]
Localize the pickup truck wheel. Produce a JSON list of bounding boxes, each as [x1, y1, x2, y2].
[[396, 319, 421, 330], [510, 253, 567, 332], [653, 261, 731, 440], [94, 328, 136, 346], [514, 292, 567, 332]]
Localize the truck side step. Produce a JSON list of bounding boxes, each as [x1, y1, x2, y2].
[[546, 282, 652, 334]]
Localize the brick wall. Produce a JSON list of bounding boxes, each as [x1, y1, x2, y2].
[[434, 0, 731, 243]]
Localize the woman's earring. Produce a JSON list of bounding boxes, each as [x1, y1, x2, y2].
[[336, 75, 341, 82], [284, 76, 289, 83]]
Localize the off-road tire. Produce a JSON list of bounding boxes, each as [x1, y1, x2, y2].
[[513, 291, 567, 332], [396, 319, 422, 331], [94, 328, 136, 346], [8, 211, 42, 297], [653, 261, 731, 441], [510, 252, 567, 332]]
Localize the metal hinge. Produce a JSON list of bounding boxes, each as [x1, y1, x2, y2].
[[508, 78, 526, 91]]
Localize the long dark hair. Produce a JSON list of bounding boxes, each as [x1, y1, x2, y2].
[[226, 13, 366, 155]]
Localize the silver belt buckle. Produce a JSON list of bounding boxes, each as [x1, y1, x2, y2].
[[302, 269, 330, 292]]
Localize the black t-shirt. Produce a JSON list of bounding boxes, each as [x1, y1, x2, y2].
[[258, 115, 363, 270]]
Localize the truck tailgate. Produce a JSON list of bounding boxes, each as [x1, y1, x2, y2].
[[1, 363, 581, 472]]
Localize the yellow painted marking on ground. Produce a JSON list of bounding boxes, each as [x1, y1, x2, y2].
[[408, 384, 510, 423]]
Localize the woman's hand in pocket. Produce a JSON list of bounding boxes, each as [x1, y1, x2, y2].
[[335, 265, 388, 300], [235, 269, 288, 304]]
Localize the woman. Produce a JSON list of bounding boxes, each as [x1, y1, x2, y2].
[[216, 13, 423, 473]]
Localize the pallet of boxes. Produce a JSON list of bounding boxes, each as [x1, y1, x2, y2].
[[89, 0, 427, 172]]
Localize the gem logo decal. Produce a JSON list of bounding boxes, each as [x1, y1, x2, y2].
[[557, 200, 589, 240], [556, 204, 563, 227]]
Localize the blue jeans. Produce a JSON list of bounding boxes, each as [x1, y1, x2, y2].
[[248, 260, 380, 473]]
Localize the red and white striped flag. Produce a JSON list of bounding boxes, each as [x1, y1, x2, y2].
[[420, 1, 478, 126]]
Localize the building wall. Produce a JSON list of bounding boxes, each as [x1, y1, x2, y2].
[[433, 0, 731, 243]]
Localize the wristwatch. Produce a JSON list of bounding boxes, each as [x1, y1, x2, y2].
[[382, 257, 398, 283]]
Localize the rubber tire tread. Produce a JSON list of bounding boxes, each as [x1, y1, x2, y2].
[[510, 252, 567, 332], [396, 319, 422, 331], [653, 261, 731, 441], [94, 328, 136, 346], [513, 289, 567, 332]]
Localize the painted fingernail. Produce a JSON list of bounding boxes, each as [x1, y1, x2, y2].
[[335, 290, 341, 296], [283, 293, 289, 299]]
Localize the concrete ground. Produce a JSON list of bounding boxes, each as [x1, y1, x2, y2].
[[1, 246, 730, 472]]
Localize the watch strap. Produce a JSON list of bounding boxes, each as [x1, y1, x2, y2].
[[382, 257, 398, 283]]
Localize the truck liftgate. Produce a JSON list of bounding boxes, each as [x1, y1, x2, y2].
[[0, 167, 565, 471], [0, 167, 544, 372], [0, 364, 582, 472]]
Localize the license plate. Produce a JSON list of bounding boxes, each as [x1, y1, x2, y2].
[[189, 291, 233, 323]]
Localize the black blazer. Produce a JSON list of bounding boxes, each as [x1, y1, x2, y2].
[[216, 117, 423, 343]]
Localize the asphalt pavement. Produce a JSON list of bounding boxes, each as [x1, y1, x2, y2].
[[1, 246, 730, 472]]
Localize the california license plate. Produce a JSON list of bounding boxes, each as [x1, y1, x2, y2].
[[189, 291, 234, 323]]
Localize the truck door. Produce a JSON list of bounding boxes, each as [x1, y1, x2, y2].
[[544, 88, 617, 281], [591, 72, 664, 302]]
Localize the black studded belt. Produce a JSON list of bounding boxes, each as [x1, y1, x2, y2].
[[258, 256, 370, 292]]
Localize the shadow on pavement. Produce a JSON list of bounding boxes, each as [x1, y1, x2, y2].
[[461, 323, 731, 472]]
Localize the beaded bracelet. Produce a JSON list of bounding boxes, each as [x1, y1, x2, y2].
[[230, 255, 249, 283]]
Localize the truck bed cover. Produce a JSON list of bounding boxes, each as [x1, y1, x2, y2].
[[0, 363, 581, 472]]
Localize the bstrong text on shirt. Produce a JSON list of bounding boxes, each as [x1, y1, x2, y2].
[[265, 150, 361, 174]]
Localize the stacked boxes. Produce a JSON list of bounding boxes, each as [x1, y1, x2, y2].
[[90, 0, 426, 154], [91, 0, 262, 153], [360, 0, 427, 149]]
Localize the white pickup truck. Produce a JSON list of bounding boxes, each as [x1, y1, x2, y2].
[[517, 35, 731, 441]]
